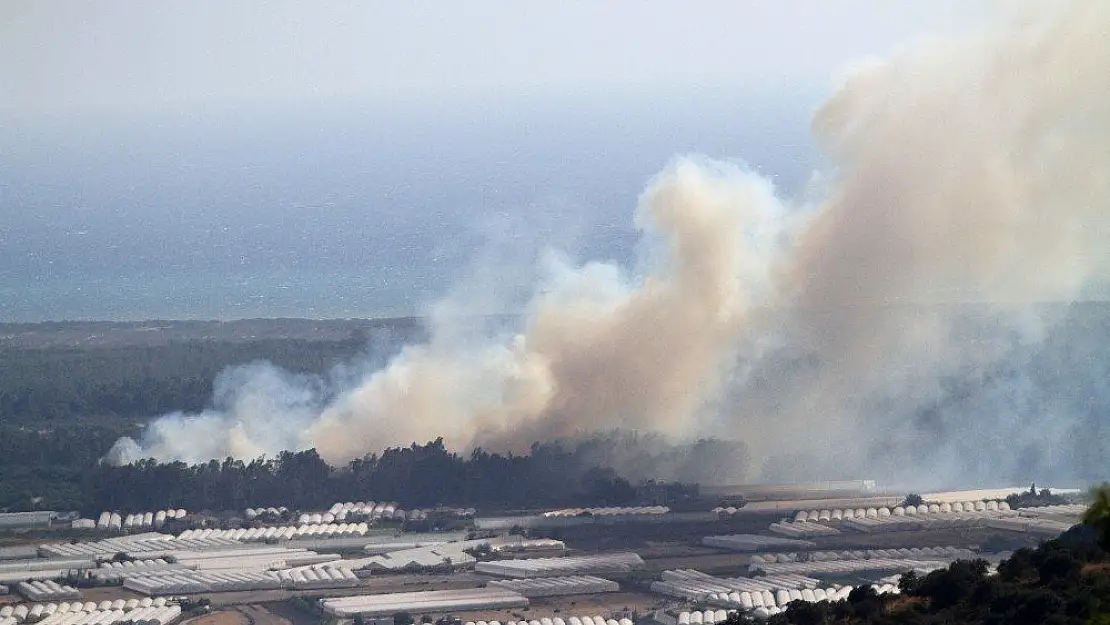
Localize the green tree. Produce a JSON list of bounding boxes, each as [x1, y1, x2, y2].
[[903, 493, 924, 508], [1083, 482, 1110, 551], [720, 612, 753, 625]]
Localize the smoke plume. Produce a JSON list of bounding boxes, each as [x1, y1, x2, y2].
[[110, 1, 1110, 488]]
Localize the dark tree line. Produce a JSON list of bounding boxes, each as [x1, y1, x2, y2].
[[84, 439, 641, 513], [2, 437, 646, 514], [1006, 484, 1069, 509]]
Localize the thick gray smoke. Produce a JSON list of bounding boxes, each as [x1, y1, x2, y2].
[[110, 1, 1110, 488]]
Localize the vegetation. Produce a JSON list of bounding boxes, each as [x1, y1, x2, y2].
[[0, 421, 134, 511], [748, 522, 1110, 624], [463, 543, 494, 560], [0, 335, 713, 514], [80, 439, 641, 514], [0, 435, 657, 514], [1007, 483, 1070, 509], [290, 596, 324, 617], [0, 340, 368, 424], [0, 338, 364, 511], [901, 493, 924, 508], [714, 497, 1110, 624], [177, 598, 211, 616], [1083, 483, 1110, 551]]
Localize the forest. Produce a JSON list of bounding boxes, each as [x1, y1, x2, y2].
[[0, 338, 370, 423], [0, 334, 365, 512], [1, 433, 694, 514], [0, 332, 732, 513]]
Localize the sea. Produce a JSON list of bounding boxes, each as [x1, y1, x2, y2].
[[1, 98, 817, 322]]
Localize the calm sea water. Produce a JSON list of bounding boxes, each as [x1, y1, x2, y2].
[[0, 229, 641, 321], [1, 99, 817, 322]]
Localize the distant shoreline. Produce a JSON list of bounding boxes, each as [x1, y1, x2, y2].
[[0, 315, 520, 349], [1, 302, 1104, 348], [0, 317, 424, 349]]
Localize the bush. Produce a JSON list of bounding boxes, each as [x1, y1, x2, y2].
[[915, 559, 990, 609]]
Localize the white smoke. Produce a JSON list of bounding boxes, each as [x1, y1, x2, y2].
[[110, 157, 789, 465], [110, 0, 1110, 486]]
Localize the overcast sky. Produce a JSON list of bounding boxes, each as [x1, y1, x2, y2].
[[3, 1, 991, 119]]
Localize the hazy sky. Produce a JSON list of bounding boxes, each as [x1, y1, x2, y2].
[[1, 1, 994, 321], [3, 1, 991, 118]]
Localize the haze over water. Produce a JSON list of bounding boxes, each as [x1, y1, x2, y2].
[[1, 1, 986, 322], [0, 98, 816, 322]]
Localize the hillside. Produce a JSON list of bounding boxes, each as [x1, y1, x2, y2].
[[754, 526, 1110, 624]]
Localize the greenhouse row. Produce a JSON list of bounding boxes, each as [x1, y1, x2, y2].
[[91, 559, 183, 582], [124, 570, 283, 595], [984, 517, 1075, 535], [0, 560, 95, 575], [173, 548, 339, 572], [298, 509, 411, 523], [675, 609, 734, 624], [91, 565, 187, 585], [96, 559, 177, 571], [463, 617, 634, 625], [0, 598, 171, 623], [274, 566, 359, 589], [16, 580, 80, 601], [749, 557, 950, 577], [320, 588, 530, 617], [368, 535, 555, 561], [92, 511, 186, 531], [348, 544, 478, 571], [360, 539, 452, 556], [491, 538, 566, 554], [713, 587, 847, 608], [748, 546, 975, 564], [31, 606, 181, 625], [673, 585, 899, 615], [241, 507, 289, 520], [325, 501, 477, 520], [39, 535, 240, 558], [681, 605, 784, 621], [177, 522, 371, 541], [838, 513, 1017, 533], [701, 535, 816, 552], [486, 575, 619, 597], [652, 570, 834, 602], [0, 571, 72, 586], [305, 502, 412, 523], [1016, 504, 1087, 520], [793, 500, 1010, 523], [474, 553, 645, 578], [541, 506, 668, 518], [0, 513, 53, 530], [661, 569, 824, 592], [767, 521, 841, 538]]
